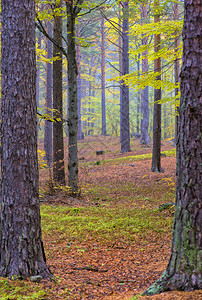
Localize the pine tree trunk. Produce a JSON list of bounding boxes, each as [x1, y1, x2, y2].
[[66, 3, 79, 194], [140, 4, 150, 145], [44, 21, 53, 167], [36, 30, 41, 136], [76, 35, 83, 140], [53, 1, 65, 185], [144, 0, 202, 294], [151, 1, 162, 172], [119, 3, 123, 143], [120, 1, 131, 153], [174, 1, 180, 145], [0, 0, 51, 279], [101, 14, 106, 136]]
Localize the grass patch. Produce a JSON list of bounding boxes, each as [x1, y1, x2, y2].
[[78, 148, 176, 166], [0, 278, 48, 300], [41, 204, 173, 244]]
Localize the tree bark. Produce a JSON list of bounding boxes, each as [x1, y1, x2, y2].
[[36, 30, 41, 136], [53, 1, 66, 185], [44, 21, 53, 168], [120, 1, 131, 153], [151, 1, 162, 173], [76, 32, 83, 140], [174, 1, 180, 145], [66, 1, 84, 194], [101, 14, 106, 136], [0, 0, 51, 279], [140, 4, 150, 145], [144, 0, 202, 295]]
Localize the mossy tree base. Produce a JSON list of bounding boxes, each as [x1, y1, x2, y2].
[[143, 270, 202, 296]]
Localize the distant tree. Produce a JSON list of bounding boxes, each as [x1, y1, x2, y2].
[[53, 0, 66, 185], [0, 0, 51, 278], [151, 0, 162, 173], [44, 20, 53, 167], [120, 0, 131, 153], [144, 0, 202, 294], [101, 12, 107, 136], [140, 3, 150, 145]]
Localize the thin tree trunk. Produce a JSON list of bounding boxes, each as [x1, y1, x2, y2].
[[151, 0, 162, 172], [140, 4, 150, 145], [119, 3, 123, 143], [53, 1, 65, 185], [120, 1, 131, 153], [136, 55, 141, 135], [144, 0, 202, 294], [36, 30, 41, 135], [0, 0, 51, 279], [101, 14, 106, 136], [44, 21, 53, 167]]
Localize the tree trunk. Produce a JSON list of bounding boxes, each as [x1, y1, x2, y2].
[[53, 1, 66, 185], [44, 21, 53, 167], [66, 2, 81, 194], [36, 30, 41, 135], [119, 3, 123, 143], [140, 4, 150, 145], [120, 1, 131, 153], [0, 0, 51, 279], [174, 1, 180, 145], [76, 34, 83, 140], [101, 14, 106, 136], [151, 1, 162, 172], [144, 0, 202, 295]]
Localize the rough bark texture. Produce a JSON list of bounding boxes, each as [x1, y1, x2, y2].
[[53, 1, 66, 185], [174, 1, 180, 145], [0, 0, 51, 279], [151, 2, 162, 173], [44, 21, 53, 167], [120, 1, 131, 153], [140, 4, 150, 145], [101, 15, 106, 136], [76, 36, 83, 141], [144, 0, 202, 295], [66, 1, 84, 194]]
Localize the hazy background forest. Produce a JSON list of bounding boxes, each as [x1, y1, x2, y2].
[[36, 0, 182, 168]]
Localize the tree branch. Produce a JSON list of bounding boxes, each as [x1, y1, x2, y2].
[[36, 17, 68, 58]]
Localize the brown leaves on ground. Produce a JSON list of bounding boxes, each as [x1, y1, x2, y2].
[[38, 136, 201, 299]]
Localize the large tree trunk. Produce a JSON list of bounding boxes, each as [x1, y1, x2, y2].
[[0, 0, 51, 279], [44, 21, 53, 167], [101, 14, 106, 136], [151, 1, 162, 173], [53, 1, 66, 185], [144, 0, 202, 295], [140, 4, 150, 145], [120, 1, 131, 153]]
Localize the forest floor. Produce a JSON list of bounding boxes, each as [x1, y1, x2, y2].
[[1, 136, 202, 300]]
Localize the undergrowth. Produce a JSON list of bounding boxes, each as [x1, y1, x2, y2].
[[0, 278, 47, 300], [41, 204, 173, 244]]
